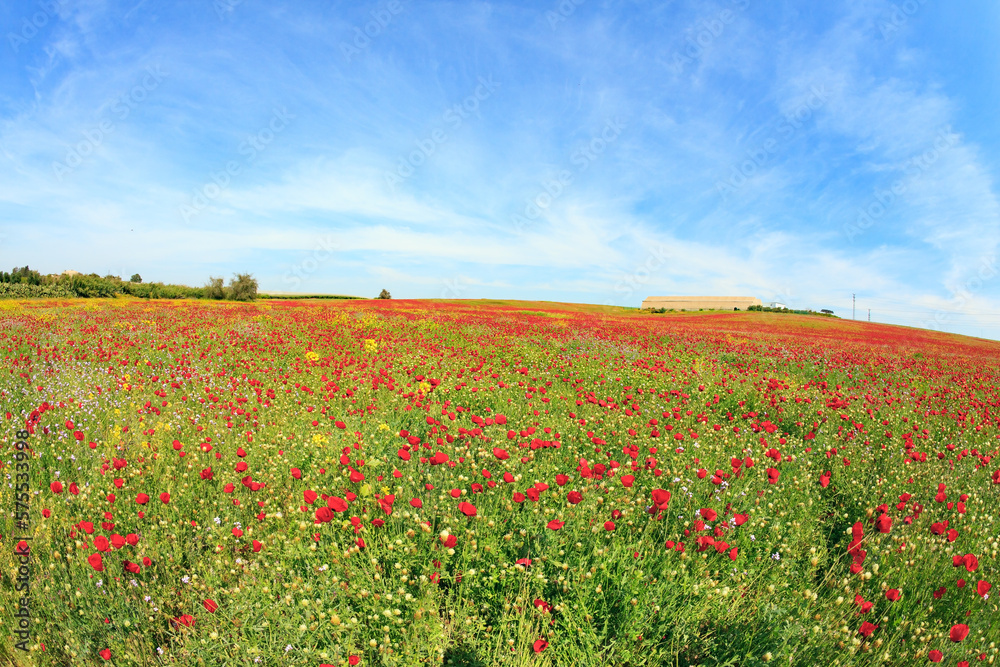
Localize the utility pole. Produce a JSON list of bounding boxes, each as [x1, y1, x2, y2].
[[868, 308, 871, 322], [853, 294, 856, 320]]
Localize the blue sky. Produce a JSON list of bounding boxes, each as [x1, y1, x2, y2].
[[1, 0, 999, 338]]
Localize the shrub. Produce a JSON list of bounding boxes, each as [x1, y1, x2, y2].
[[66, 274, 118, 298], [0, 282, 74, 299], [228, 273, 258, 302], [378, 289, 392, 300], [204, 277, 226, 300]]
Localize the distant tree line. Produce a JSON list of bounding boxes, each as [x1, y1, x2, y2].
[[747, 304, 836, 317], [0, 267, 258, 301]]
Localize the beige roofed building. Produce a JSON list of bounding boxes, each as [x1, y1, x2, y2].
[[641, 296, 762, 311]]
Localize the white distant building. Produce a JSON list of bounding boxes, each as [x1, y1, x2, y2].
[[768, 302, 787, 309]]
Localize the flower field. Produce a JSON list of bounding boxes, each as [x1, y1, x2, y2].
[[1, 298, 999, 666]]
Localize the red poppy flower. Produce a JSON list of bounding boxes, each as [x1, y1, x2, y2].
[[315, 507, 333, 523], [700, 508, 717, 521], [534, 598, 553, 613], [977, 580, 992, 596], [291, 467, 302, 479], [50, 481, 63, 493], [203, 599, 218, 613], [950, 623, 970, 642], [651, 489, 671, 511], [252, 539, 263, 552], [348, 656, 361, 666], [885, 589, 900, 601], [929, 650, 943, 662], [99, 648, 111, 660], [88, 553, 104, 571], [171, 614, 195, 628], [604, 521, 615, 531], [620, 474, 634, 487], [533, 639, 548, 653], [492, 447, 509, 460], [458, 501, 477, 517], [858, 621, 877, 638], [328, 497, 348, 512], [963, 554, 979, 572], [547, 520, 565, 530], [159, 492, 170, 504], [409, 498, 422, 508], [555, 474, 569, 486], [304, 490, 318, 505], [567, 491, 583, 504]]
